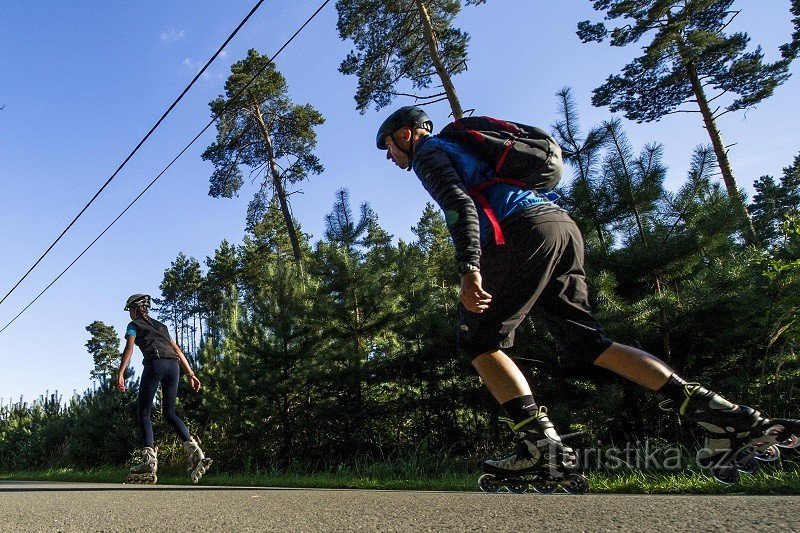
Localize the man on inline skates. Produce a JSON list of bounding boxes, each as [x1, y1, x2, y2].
[[376, 105, 800, 488]]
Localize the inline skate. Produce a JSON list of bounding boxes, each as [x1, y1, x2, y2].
[[478, 407, 588, 494], [674, 384, 800, 483], [184, 436, 213, 483], [127, 446, 158, 484]]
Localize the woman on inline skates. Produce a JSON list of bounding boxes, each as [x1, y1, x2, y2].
[[117, 293, 212, 484]]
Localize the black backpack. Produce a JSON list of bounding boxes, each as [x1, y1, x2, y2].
[[439, 116, 562, 191]]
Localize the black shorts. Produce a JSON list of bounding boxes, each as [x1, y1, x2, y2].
[[457, 207, 612, 362]]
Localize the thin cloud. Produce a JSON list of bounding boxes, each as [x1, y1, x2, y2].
[[161, 28, 186, 43], [183, 58, 212, 80]]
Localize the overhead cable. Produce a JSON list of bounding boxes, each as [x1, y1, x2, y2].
[[0, 0, 267, 308], [0, 0, 332, 335]]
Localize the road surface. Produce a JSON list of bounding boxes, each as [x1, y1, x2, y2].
[[1, 481, 797, 531]]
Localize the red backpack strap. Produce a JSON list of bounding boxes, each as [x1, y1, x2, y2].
[[467, 178, 529, 245], [470, 189, 506, 245]]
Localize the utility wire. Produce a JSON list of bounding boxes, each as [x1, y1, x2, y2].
[[0, 0, 266, 309], [0, 0, 332, 335]]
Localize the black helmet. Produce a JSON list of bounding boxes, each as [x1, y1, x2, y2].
[[376, 106, 433, 149], [124, 294, 151, 311]]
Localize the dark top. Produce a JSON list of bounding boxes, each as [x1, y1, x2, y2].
[[125, 317, 178, 361]]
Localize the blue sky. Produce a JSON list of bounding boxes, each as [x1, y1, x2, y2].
[[1, 0, 798, 403]]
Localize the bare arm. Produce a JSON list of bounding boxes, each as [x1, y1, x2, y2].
[[170, 339, 201, 392], [116, 336, 136, 393]]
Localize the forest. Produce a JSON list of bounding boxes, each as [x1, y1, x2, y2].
[[2, 0, 799, 477]]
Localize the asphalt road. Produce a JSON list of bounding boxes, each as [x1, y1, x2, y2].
[[1, 481, 798, 532]]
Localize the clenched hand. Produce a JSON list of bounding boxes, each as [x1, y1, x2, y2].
[[460, 271, 492, 313]]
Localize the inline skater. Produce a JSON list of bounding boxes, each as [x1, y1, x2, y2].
[[117, 294, 212, 484], [376, 106, 800, 490]]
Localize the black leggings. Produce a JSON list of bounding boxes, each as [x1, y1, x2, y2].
[[137, 358, 191, 447]]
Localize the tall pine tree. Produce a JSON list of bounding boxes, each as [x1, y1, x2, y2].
[[203, 49, 324, 263], [337, 0, 486, 118], [578, 0, 792, 243]]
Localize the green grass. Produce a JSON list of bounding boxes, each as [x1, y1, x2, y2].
[[589, 469, 800, 494], [0, 467, 471, 491], [3, 466, 800, 494]]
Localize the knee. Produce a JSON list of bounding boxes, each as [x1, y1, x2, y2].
[[561, 332, 613, 365], [137, 405, 152, 422], [162, 406, 177, 421], [457, 324, 509, 362], [457, 332, 488, 361]]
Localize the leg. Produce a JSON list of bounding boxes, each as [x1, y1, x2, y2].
[[530, 220, 684, 392], [159, 359, 191, 442], [472, 349, 544, 431], [460, 211, 582, 490], [525, 214, 798, 484], [137, 362, 160, 448], [129, 362, 160, 484], [158, 360, 212, 482], [472, 350, 531, 403], [593, 343, 674, 390]]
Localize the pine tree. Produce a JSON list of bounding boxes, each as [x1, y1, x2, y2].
[[203, 49, 324, 263], [578, 0, 792, 243], [85, 321, 123, 386], [156, 253, 203, 362], [337, 0, 484, 118], [751, 153, 800, 246], [552, 87, 614, 254], [781, 0, 800, 61], [201, 240, 240, 348], [308, 189, 402, 454]]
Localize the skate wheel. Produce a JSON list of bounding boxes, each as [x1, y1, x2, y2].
[[562, 473, 589, 495], [711, 466, 740, 484], [765, 425, 797, 448], [737, 459, 759, 475], [755, 445, 780, 462], [478, 473, 501, 493], [532, 482, 557, 494], [507, 481, 528, 494]]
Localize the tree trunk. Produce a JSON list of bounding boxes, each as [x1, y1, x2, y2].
[[680, 51, 758, 244], [251, 103, 304, 264], [353, 291, 363, 410], [654, 278, 672, 365], [414, 0, 464, 119]]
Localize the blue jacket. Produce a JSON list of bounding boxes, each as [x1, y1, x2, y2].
[[412, 134, 555, 267]]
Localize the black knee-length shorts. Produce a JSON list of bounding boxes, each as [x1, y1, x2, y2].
[[457, 207, 613, 362]]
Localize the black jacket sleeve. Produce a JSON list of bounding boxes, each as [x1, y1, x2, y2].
[[413, 141, 481, 268]]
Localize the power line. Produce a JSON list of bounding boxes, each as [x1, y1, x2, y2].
[[0, 0, 267, 309], [0, 0, 332, 335]]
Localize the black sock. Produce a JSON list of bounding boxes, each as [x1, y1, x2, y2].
[[502, 395, 538, 425], [657, 374, 689, 404]]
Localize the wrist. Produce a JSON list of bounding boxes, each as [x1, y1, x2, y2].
[[457, 261, 480, 276]]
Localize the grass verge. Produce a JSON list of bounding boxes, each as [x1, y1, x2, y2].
[[2, 467, 800, 494]]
